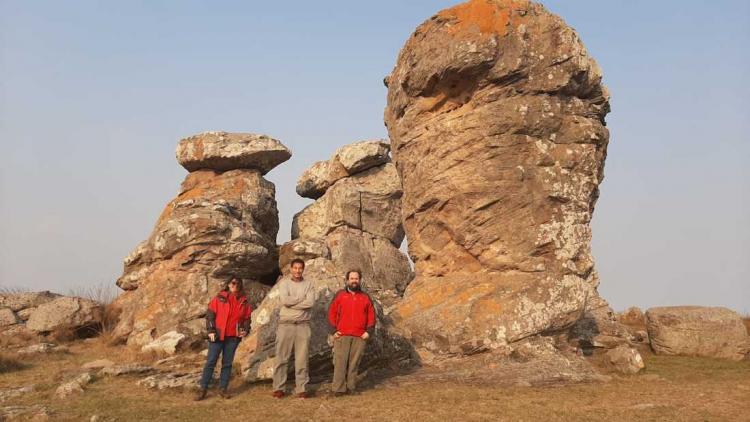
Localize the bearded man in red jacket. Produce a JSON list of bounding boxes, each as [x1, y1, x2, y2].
[[327, 269, 375, 397]]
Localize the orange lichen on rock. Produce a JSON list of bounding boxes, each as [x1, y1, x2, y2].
[[438, 0, 530, 37]]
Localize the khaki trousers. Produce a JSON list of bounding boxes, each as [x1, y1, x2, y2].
[[332, 336, 366, 393], [272, 322, 311, 394]]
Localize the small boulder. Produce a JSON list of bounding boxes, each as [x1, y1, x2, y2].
[[646, 306, 750, 361], [55, 373, 92, 399], [176, 132, 291, 174], [618, 307, 646, 326], [335, 140, 390, 174], [0, 386, 34, 403], [295, 140, 390, 199], [141, 331, 187, 355], [606, 345, 645, 374], [99, 364, 154, 377], [0, 308, 18, 327], [81, 359, 115, 370], [137, 372, 201, 390], [25, 297, 102, 334]]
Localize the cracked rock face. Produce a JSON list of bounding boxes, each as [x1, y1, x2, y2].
[[384, 0, 619, 354], [237, 141, 414, 380], [112, 133, 287, 347]]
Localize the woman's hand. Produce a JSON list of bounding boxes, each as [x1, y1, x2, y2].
[[208, 333, 216, 342], [360, 332, 370, 340]]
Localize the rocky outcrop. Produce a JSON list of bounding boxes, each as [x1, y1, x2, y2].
[[176, 132, 291, 174], [296, 140, 390, 199], [645, 306, 750, 361], [25, 297, 103, 334], [239, 141, 414, 381], [112, 132, 288, 347], [384, 0, 626, 355], [0, 292, 102, 338]]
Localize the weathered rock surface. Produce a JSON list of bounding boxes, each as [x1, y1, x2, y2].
[[0, 291, 59, 312], [239, 141, 414, 380], [0, 308, 18, 327], [113, 134, 287, 348], [606, 345, 644, 374], [618, 307, 646, 327], [99, 364, 154, 377], [25, 297, 102, 334], [384, 0, 624, 354], [645, 306, 750, 361], [141, 331, 187, 355], [81, 360, 115, 370], [137, 371, 201, 390], [296, 140, 391, 199], [176, 132, 291, 174], [293, 163, 405, 245], [55, 373, 93, 399], [0, 405, 51, 421], [16, 343, 68, 356]]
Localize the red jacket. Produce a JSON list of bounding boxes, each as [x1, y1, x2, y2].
[[206, 291, 252, 341], [327, 289, 376, 337]]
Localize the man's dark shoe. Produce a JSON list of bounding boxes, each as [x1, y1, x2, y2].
[[219, 388, 231, 399], [297, 392, 309, 399], [331, 391, 346, 398], [194, 389, 207, 401], [272, 390, 285, 399]]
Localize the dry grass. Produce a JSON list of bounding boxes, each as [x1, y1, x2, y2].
[[743, 317, 750, 334], [0, 340, 748, 421]]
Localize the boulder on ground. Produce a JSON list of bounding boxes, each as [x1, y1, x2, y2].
[[0, 308, 18, 327], [55, 373, 93, 399], [606, 345, 644, 374], [0, 291, 59, 312], [25, 297, 102, 334], [645, 306, 750, 361], [176, 132, 291, 174]]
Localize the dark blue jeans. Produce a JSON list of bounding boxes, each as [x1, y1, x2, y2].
[[199, 336, 241, 390]]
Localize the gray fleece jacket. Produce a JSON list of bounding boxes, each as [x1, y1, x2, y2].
[[278, 276, 316, 323]]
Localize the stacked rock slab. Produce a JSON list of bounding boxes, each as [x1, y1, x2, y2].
[[384, 0, 630, 355], [112, 132, 290, 349], [239, 141, 414, 381]]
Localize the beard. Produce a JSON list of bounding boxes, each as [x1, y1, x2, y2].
[[347, 283, 361, 292]]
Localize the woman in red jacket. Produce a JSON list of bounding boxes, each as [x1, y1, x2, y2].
[[195, 277, 252, 401]]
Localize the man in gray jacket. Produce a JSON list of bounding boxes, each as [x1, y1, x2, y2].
[[272, 258, 315, 399]]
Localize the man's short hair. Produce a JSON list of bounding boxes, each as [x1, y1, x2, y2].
[[290, 258, 305, 268], [345, 269, 362, 280]]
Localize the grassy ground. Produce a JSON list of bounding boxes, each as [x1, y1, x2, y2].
[[1, 340, 749, 421]]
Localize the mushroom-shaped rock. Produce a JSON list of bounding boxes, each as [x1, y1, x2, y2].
[[176, 132, 291, 174]]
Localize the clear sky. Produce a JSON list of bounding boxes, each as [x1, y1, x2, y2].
[[1, 1, 748, 313]]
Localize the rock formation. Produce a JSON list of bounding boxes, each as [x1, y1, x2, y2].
[[645, 306, 750, 361], [0, 291, 102, 337], [111, 132, 289, 348], [239, 140, 414, 381], [384, 0, 629, 355]]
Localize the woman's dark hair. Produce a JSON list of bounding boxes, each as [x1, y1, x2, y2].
[[221, 276, 245, 296]]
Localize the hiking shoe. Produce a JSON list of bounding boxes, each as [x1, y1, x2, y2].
[[272, 390, 286, 399], [219, 388, 231, 399], [194, 389, 207, 401], [296, 392, 309, 399], [331, 391, 346, 398]]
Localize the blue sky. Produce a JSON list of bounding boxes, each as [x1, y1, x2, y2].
[[1, 1, 748, 313]]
